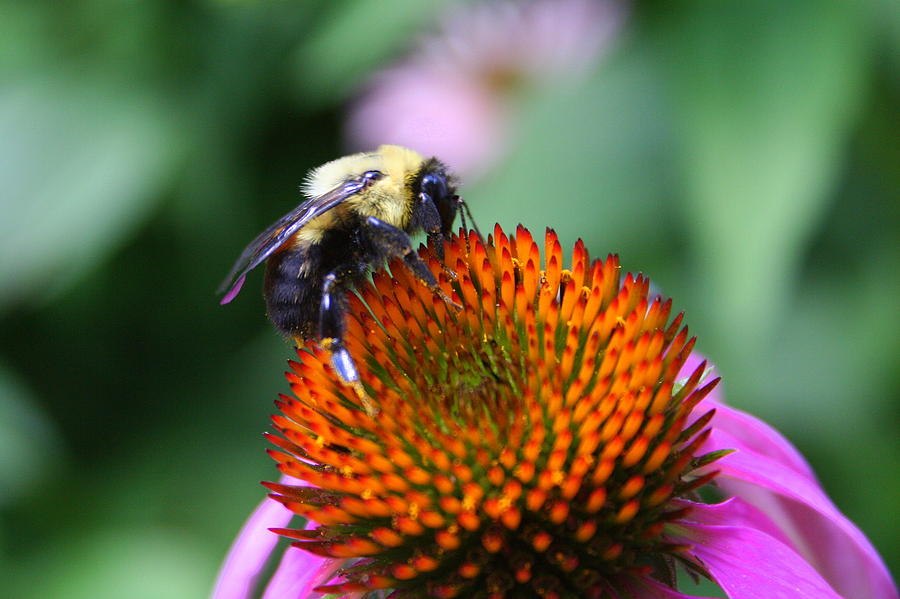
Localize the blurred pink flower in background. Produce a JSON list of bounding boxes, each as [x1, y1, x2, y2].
[[345, 0, 626, 179]]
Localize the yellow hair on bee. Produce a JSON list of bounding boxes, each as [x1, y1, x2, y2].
[[296, 145, 426, 244], [302, 145, 424, 200]]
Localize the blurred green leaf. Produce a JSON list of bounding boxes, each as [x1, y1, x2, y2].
[[0, 76, 182, 309], [678, 574, 727, 598], [663, 0, 869, 374], [14, 528, 215, 599], [759, 243, 900, 560], [765, 247, 900, 424], [0, 362, 59, 507], [0, 4, 47, 73], [873, 0, 900, 73], [292, 0, 454, 105], [470, 39, 676, 265]]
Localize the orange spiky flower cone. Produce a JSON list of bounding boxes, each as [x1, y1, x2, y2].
[[263, 225, 726, 598]]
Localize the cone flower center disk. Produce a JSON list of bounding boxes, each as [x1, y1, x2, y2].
[[266, 226, 722, 598]]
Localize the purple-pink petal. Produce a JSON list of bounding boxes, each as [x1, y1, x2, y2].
[[674, 497, 794, 549], [677, 500, 845, 599], [679, 353, 723, 404], [702, 405, 898, 599], [681, 353, 897, 598], [260, 545, 339, 599], [211, 476, 298, 599], [700, 395, 815, 479]]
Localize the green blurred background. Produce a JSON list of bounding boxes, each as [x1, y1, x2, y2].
[[0, 1, 897, 597]]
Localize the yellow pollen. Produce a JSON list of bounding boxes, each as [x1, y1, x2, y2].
[[616, 316, 627, 326], [560, 269, 573, 282], [498, 496, 512, 511], [361, 488, 373, 500], [551, 471, 565, 485], [409, 503, 420, 519], [462, 495, 476, 511], [340, 465, 353, 477], [314, 435, 325, 448], [447, 524, 459, 535]]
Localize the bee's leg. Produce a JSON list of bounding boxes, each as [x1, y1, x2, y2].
[[319, 272, 377, 416], [364, 216, 461, 310], [412, 191, 446, 262], [412, 192, 458, 280]]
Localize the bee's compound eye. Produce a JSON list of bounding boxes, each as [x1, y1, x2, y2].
[[421, 173, 448, 199], [362, 170, 383, 183]]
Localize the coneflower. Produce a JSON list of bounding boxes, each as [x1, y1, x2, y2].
[[213, 226, 897, 599]]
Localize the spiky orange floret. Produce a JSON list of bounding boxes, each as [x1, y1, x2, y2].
[[267, 226, 722, 598]]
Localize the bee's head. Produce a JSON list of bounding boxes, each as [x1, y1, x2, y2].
[[416, 160, 458, 236]]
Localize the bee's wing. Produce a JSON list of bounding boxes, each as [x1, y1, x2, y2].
[[217, 178, 368, 304]]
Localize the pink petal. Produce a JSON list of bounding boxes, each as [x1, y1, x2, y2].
[[675, 501, 845, 599], [702, 411, 898, 599], [679, 352, 716, 388], [260, 546, 339, 599], [678, 352, 722, 400], [674, 497, 794, 550], [211, 476, 300, 599], [682, 352, 897, 597], [704, 398, 815, 480], [681, 352, 811, 477]]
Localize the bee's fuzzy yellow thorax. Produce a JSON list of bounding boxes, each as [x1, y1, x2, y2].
[[354, 145, 425, 227], [302, 145, 425, 200], [294, 145, 427, 242], [376, 144, 426, 182]]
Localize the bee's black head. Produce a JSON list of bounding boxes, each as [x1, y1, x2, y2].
[[415, 159, 458, 236]]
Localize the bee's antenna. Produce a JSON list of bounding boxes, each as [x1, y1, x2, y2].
[[456, 196, 484, 253]]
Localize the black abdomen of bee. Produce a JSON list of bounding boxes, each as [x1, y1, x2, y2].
[[263, 226, 371, 341], [264, 245, 322, 339]]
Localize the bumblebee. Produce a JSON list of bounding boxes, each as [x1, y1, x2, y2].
[[219, 145, 473, 411]]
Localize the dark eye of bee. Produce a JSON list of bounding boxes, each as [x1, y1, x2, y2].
[[421, 173, 448, 200], [361, 170, 383, 183]]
